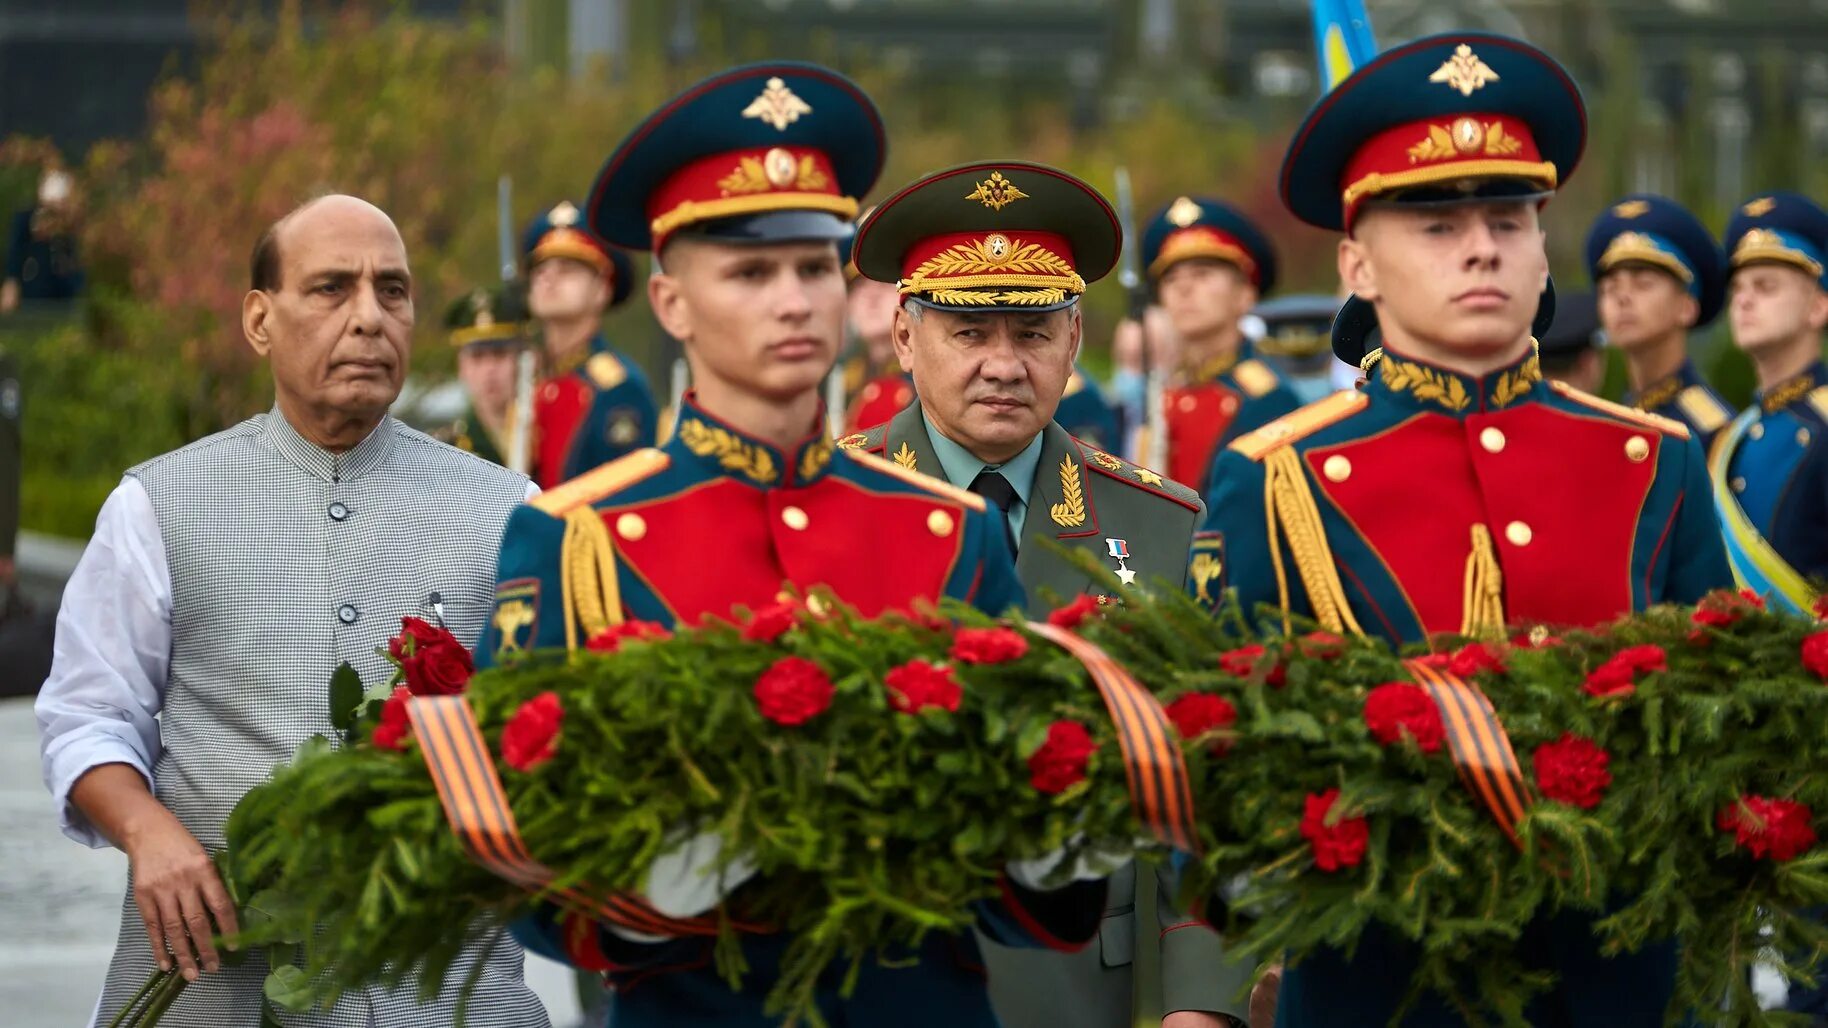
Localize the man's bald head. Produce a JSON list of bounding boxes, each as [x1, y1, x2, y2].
[[250, 194, 404, 291]]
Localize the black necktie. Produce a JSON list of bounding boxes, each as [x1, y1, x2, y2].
[[968, 469, 1020, 556]]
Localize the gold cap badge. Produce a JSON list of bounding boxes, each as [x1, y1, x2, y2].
[[1612, 200, 1650, 219], [1166, 196, 1203, 228], [1428, 44, 1500, 97], [549, 200, 579, 227], [966, 171, 1029, 211], [1743, 197, 1777, 217], [742, 77, 813, 131]]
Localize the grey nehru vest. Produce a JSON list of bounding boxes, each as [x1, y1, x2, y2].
[[93, 410, 549, 1028]]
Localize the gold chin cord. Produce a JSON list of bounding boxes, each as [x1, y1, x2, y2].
[[1263, 447, 1365, 637], [561, 507, 624, 651]]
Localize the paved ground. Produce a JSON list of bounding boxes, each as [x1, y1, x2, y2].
[[0, 696, 584, 1027]]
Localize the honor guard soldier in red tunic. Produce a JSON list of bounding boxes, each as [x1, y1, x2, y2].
[[1197, 32, 1730, 1026], [1585, 194, 1736, 449], [1142, 196, 1302, 494], [478, 63, 1108, 1028], [523, 201, 658, 488]]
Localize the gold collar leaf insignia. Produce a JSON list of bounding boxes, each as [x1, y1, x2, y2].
[[1049, 455, 1087, 527], [1489, 353, 1542, 409], [1764, 373, 1817, 413], [678, 418, 779, 484], [798, 434, 833, 482], [1635, 376, 1683, 413], [892, 441, 918, 470], [1380, 354, 1472, 412]]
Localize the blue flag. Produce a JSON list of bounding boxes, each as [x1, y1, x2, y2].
[[1310, 0, 1378, 92]]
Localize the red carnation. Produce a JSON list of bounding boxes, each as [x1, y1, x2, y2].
[[586, 620, 672, 653], [1028, 720, 1098, 794], [1165, 693, 1238, 754], [1219, 644, 1287, 687], [390, 618, 474, 696], [753, 656, 835, 726], [1047, 594, 1102, 630], [950, 626, 1030, 665], [1803, 632, 1828, 682], [1448, 642, 1506, 678], [1689, 589, 1765, 641], [371, 686, 413, 751], [1300, 789, 1369, 872], [1363, 683, 1445, 754], [501, 691, 563, 771], [1296, 631, 1347, 659], [883, 659, 962, 714], [1718, 795, 1817, 862], [1531, 734, 1612, 809], [742, 600, 803, 643], [1581, 644, 1667, 699], [1814, 595, 1828, 620]]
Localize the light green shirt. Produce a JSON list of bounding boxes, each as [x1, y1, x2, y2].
[[921, 410, 1046, 543]]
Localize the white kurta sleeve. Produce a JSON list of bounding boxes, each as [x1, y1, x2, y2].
[[35, 476, 173, 848]]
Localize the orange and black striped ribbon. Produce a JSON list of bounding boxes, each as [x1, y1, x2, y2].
[[1404, 658, 1531, 848], [1029, 622, 1201, 854], [407, 695, 761, 938]]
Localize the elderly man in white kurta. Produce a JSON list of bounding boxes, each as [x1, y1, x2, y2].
[[36, 195, 549, 1027]]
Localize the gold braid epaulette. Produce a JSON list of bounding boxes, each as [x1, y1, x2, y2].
[[1549, 381, 1691, 440], [1263, 447, 1364, 638], [560, 507, 622, 651], [1229, 391, 1369, 462]]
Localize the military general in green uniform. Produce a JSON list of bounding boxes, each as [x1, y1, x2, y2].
[[840, 160, 1251, 1027]]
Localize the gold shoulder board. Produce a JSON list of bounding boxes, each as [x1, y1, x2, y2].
[[587, 352, 628, 390], [1550, 381, 1690, 439], [1675, 385, 1731, 433], [1229, 390, 1369, 462], [1231, 358, 1279, 398], [1809, 386, 1828, 423], [531, 449, 670, 515], [839, 448, 987, 512]]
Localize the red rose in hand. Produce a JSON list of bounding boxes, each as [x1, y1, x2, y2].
[[389, 616, 443, 662], [1802, 632, 1828, 681], [1581, 644, 1667, 699], [586, 620, 672, 653], [884, 659, 962, 714], [742, 600, 803, 643], [397, 623, 474, 697], [1300, 789, 1369, 872], [950, 627, 1029, 665], [1028, 721, 1097, 794], [1165, 693, 1238, 754], [1532, 734, 1612, 809], [502, 691, 564, 772], [371, 686, 413, 751], [1047, 594, 1102, 630], [1363, 683, 1445, 754], [1220, 644, 1287, 687], [754, 656, 835, 726], [1718, 796, 1817, 862]]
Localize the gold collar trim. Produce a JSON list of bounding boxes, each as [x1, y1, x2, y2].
[[1764, 372, 1818, 413], [1635, 375, 1683, 413]]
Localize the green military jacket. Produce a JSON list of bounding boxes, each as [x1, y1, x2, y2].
[[840, 405, 1251, 1024], [431, 406, 506, 468]]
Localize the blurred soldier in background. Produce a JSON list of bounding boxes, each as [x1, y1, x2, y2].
[[433, 284, 532, 466], [1535, 290, 1606, 395], [2, 167, 85, 313]]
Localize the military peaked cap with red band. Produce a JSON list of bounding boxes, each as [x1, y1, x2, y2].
[[1139, 196, 1278, 294], [1281, 32, 1587, 233], [586, 62, 885, 253], [522, 201, 636, 308], [854, 161, 1120, 314]]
